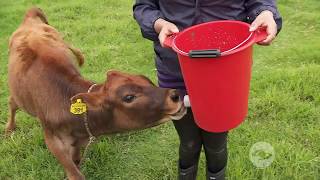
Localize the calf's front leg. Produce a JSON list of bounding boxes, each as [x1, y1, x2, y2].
[[44, 130, 84, 180], [71, 143, 82, 168]]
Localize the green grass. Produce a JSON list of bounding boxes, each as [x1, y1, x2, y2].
[[0, 0, 319, 179]]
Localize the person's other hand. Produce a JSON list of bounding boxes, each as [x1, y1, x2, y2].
[[249, 10, 277, 45], [154, 18, 179, 47]]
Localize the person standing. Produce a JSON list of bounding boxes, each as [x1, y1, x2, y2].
[[133, 1, 282, 179]]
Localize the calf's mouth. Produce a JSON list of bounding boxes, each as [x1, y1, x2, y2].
[[168, 104, 187, 120]]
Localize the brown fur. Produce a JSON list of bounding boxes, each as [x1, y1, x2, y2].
[[6, 7, 185, 180]]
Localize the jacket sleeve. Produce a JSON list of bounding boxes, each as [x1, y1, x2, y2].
[[133, 0, 164, 41], [245, 0, 282, 33]]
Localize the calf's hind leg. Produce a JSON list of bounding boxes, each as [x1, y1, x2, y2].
[[5, 96, 18, 135]]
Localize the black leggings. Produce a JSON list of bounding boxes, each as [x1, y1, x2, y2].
[[173, 108, 228, 173]]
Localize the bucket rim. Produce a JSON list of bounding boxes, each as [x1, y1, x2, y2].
[[171, 20, 255, 57]]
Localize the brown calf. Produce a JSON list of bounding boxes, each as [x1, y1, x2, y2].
[[6, 7, 186, 180]]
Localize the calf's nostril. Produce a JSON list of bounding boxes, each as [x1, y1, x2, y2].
[[170, 92, 180, 103]]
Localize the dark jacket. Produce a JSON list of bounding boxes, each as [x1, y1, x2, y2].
[[133, 0, 282, 88]]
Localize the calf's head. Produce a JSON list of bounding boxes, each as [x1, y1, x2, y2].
[[71, 70, 186, 132]]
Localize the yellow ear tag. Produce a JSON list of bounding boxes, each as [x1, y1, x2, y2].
[[70, 99, 87, 115]]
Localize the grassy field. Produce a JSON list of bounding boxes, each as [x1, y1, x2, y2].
[[0, 0, 319, 179]]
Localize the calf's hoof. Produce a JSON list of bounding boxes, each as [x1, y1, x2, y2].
[[4, 122, 16, 136], [68, 174, 85, 180]]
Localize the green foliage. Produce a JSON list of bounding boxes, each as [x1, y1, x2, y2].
[[0, 0, 319, 179]]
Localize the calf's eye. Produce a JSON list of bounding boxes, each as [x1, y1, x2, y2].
[[122, 95, 136, 103]]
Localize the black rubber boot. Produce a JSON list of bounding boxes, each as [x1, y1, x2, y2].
[[206, 166, 226, 180], [178, 163, 198, 180]]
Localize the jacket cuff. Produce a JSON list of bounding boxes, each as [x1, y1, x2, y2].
[[247, 6, 275, 22], [150, 16, 164, 39], [141, 13, 164, 41]]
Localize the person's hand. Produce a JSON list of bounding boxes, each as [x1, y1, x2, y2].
[[154, 18, 179, 47], [249, 10, 277, 45]]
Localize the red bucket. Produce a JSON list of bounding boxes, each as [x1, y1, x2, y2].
[[164, 20, 267, 132]]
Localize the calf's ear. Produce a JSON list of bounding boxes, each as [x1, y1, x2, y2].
[[70, 92, 106, 111], [105, 70, 129, 84]]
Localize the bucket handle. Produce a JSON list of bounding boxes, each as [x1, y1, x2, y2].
[[188, 49, 221, 58]]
